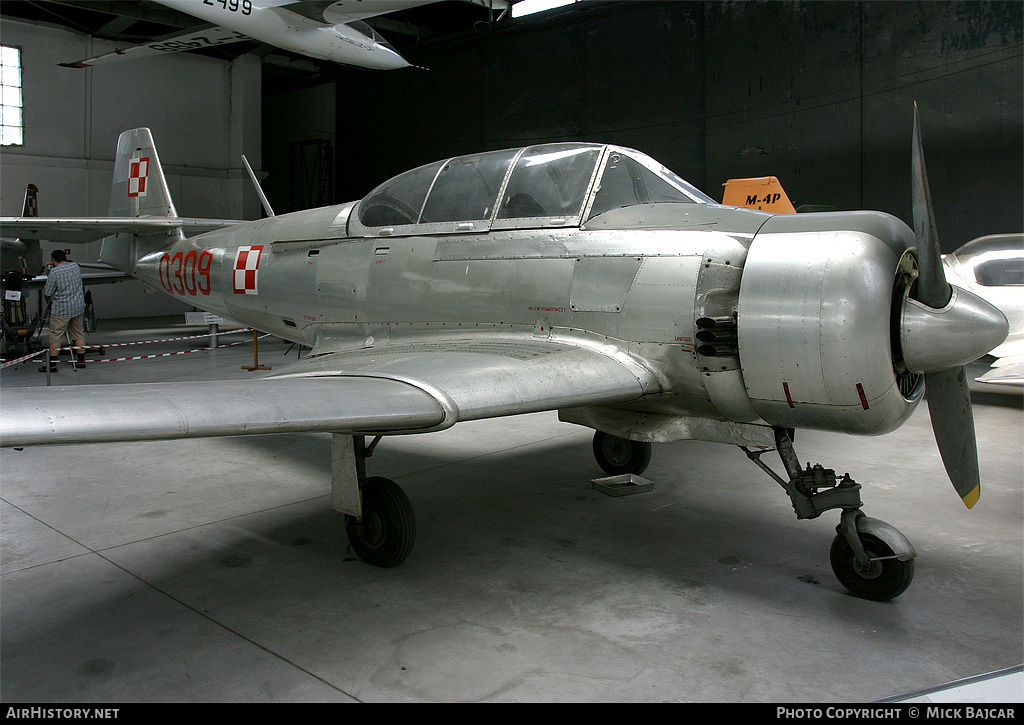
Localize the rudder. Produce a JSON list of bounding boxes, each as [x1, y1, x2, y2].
[[101, 128, 182, 272], [108, 128, 177, 218], [722, 176, 796, 213]]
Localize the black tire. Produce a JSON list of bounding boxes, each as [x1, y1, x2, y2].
[[592, 431, 652, 476], [829, 532, 914, 601], [345, 476, 415, 567]]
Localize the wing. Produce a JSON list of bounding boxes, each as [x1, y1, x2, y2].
[[275, 1, 509, 25], [976, 352, 1024, 386], [0, 338, 658, 448], [0, 217, 242, 243], [59, 27, 251, 68], [278, 1, 439, 24]]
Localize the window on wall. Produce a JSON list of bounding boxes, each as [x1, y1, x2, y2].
[[1, 46, 23, 146]]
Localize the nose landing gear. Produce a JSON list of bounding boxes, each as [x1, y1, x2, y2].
[[742, 427, 916, 601]]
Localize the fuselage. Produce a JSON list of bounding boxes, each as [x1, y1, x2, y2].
[[154, 0, 410, 69], [136, 199, 763, 418]]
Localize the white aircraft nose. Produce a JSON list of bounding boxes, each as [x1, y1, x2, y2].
[[900, 285, 1009, 374], [374, 46, 412, 70]]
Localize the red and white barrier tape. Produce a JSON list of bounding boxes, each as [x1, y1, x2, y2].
[[0, 349, 47, 369], [89, 333, 269, 363], [72, 327, 254, 350], [1, 329, 267, 369]]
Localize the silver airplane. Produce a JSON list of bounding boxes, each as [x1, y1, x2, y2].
[[942, 233, 1023, 386], [59, 0, 508, 71], [0, 108, 1009, 601]]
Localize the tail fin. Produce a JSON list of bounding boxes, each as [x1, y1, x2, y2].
[[722, 176, 796, 213], [22, 183, 38, 217], [101, 128, 182, 272], [1, 185, 42, 275], [18, 184, 41, 274], [108, 128, 177, 218]]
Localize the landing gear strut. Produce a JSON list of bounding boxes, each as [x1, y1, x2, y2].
[[742, 427, 916, 600], [332, 434, 415, 567]]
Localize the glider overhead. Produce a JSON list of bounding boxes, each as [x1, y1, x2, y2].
[[59, 0, 508, 71], [0, 114, 1008, 601]]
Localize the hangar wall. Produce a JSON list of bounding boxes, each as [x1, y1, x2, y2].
[[315, 0, 1022, 250], [0, 19, 262, 318], [262, 84, 336, 217]]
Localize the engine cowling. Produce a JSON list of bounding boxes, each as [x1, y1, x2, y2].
[[736, 211, 923, 436]]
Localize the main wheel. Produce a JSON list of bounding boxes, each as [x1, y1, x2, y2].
[[829, 532, 914, 601], [345, 476, 415, 567], [592, 431, 652, 476]]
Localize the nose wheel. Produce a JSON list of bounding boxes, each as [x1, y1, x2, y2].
[[829, 530, 915, 601]]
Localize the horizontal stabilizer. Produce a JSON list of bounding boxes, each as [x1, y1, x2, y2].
[[0, 217, 241, 243]]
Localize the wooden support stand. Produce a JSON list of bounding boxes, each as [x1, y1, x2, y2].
[[242, 329, 271, 371]]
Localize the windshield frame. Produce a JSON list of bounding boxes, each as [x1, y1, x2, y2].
[[606, 146, 715, 205]]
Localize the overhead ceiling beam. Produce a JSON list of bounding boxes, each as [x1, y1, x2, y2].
[[37, 1, 199, 31], [95, 14, 139, 36], [365, 17, 438, 40]]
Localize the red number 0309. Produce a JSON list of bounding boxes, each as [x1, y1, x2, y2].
[[159, 249, 214, 296]]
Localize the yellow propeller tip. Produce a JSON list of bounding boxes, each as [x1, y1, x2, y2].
[[962, 485, 980, 509]]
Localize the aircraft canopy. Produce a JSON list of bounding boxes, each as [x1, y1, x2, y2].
[[352, 143, 713, 236], [951, 233, 1024, 287]]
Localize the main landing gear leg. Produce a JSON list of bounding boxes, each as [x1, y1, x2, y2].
[[741, 427, 916, 601], [331, 434, 415, 567]]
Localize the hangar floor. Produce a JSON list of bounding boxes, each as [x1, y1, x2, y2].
[[1, 317, 1021, 703]]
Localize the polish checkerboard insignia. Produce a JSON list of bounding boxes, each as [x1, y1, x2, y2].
[[24, 186, 38, 216], [128, 157, 150, 197], [232, 245, 264, 295]]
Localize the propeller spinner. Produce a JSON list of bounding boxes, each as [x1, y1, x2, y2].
[[899, 103, 1009, 508]]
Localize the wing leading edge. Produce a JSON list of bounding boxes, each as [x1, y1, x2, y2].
[[0, 376, 449, 448], [0, 338, 656, 448]]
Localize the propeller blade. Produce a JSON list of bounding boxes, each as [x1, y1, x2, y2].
[[911, 102, 952, 309], [925, 367, 981, 508], [911, 103, 982, 508]]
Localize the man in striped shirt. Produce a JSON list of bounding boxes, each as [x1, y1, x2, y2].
[[40, 250, 86, 372]]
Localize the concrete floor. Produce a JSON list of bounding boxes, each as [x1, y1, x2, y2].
[[1, 317, 1021, 703]]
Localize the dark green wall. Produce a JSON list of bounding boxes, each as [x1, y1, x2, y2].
[[301, 0, 1022, 248]]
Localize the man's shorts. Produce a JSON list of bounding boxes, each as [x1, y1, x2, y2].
[[49, 315, 85, 348]]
